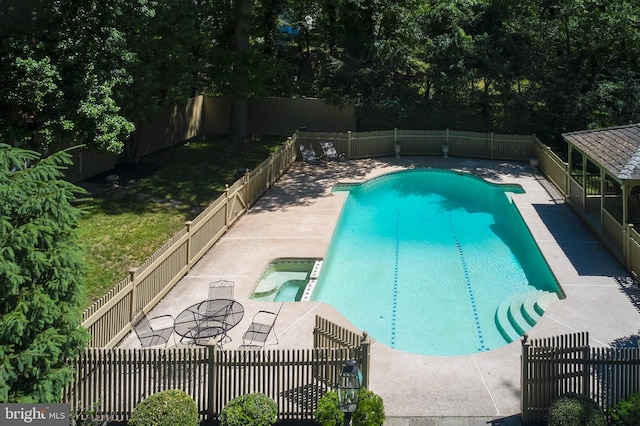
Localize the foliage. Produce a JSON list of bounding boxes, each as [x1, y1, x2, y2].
[[314, 391, 343, 426], [70, 400, 111, 426], [547, 393, 606, 426], [4, 0, 640, 155], [0, 1, 135, 153], [610, 392, 640, 425], [219, 392, 278, 426], [314, 390, 385, 426], [0, 144, 90, 402], [128, 389, 198, 426]]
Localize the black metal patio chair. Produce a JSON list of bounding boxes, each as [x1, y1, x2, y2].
[[132, 310, 175, 348], [239, 304, 283, 349]]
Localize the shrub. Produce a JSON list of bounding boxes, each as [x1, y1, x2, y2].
[[314, 391, 342, 426], [219, 393, 278, 426], [547, 393, 606, 426], [610, 392, 640, 425], [128, 389, 198, 426], [314, 390, 385, 426]]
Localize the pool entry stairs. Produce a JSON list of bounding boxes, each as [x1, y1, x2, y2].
[[495, 290, 559, 343]]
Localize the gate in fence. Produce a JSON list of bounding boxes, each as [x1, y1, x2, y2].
[[521, 331, 640, 424]]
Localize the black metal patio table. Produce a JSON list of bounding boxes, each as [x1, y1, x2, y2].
[[174, 299, 244, 346]]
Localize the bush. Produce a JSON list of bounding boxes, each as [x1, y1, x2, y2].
[[128, 389, 198, 426], [547, 393, 606, 426], [219, 393, 278, 426], [314, 390, 385, 426], [610, 392, 640, 425]]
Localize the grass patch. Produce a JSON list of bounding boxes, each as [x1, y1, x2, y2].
[[77, 136, 286, 307]]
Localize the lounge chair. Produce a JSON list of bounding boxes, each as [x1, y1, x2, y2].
[[132, 310, 175, 348], [299, 143, 322, 164], [320, 141, 345, 161], [239, 304, 283, 349]]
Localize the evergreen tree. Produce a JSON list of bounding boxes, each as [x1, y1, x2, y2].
[[0, 144, 89, 403]]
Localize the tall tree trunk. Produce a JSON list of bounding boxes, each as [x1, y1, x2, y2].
[[228, 0, 251, 149]]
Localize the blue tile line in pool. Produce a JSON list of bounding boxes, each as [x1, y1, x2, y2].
[[391, 210, 400, 347], [449, 211, 487, 352]]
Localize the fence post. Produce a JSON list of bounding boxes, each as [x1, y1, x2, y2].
[[207, 342, 217, 421], [268, 152, 276, 188], [185, 221, 193, 270], [347, 131, 352, 159], [490, 132, 494, 160], [360, 332, 370, 389], [129, 267, 138, 319], [224, 184, 230, 225], [520, 333, 530, 425]]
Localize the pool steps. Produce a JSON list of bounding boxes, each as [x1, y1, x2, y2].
[[300, 260, 323, 301], [495, 290, 559, 343]]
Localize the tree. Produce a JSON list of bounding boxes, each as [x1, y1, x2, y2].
[[0, 144, 90, 402], [228, 0, 252, 149], [117, 0, 202, 163], [0, 1, 135, 154]]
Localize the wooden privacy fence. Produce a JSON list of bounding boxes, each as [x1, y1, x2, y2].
[[521, 332, 640, 424], [63, 316, 370, 423]]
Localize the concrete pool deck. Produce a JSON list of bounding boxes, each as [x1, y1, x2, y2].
[[119, 156, 640, 423]]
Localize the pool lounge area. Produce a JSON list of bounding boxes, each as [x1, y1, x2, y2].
[[120, 156, 640, 421]]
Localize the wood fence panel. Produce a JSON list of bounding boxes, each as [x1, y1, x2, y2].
[[82, 279, 134, 347], [350, 130, 395, 158], [493, 134, 536, 160], [189, 198, 227, 265], [521, 332, 590, 424], [226, 179, 248, 225], [602, 209, 625, 255], [396, 129, 444, 156], [591, 347, 640, 411], [247, 163, 271, 206], [521, 332, 640, 425], [628, 227, 640, 277], [134, 232, 190, 314], [536, 138, 568, 195]]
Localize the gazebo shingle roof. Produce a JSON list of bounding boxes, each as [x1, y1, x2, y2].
[[562, 123, 640, 181]]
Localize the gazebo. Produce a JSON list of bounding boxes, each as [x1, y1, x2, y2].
[[562, 123, 640, 260]]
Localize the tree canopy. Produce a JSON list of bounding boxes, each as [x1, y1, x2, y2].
[[1, 0, 639, 152], [0, 144, 89, 402]]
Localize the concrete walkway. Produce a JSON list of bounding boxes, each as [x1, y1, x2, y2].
[[119, 156, 640, 423]]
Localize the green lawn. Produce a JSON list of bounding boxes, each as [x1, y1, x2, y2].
[[77, 137, 286, 307]]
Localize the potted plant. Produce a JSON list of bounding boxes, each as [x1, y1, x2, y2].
[[529, 156, 540, 168], [394, 142, 402, 158]]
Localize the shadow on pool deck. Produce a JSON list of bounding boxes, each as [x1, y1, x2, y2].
[[118, 156, 640, 421]]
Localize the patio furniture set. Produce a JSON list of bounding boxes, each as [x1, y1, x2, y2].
[[299, 141, 345, 164], [133, 280, 282, 349]]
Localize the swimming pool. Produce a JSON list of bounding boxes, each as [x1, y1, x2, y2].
[[311, 169, 563, 356]]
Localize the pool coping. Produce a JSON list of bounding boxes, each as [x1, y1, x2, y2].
[[119, 156, 640, 419]]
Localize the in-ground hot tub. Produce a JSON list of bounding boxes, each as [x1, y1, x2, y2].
[[250, 258, 323, 302]]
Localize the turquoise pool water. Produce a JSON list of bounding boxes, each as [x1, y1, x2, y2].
[[312, 169, 562, 356]]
